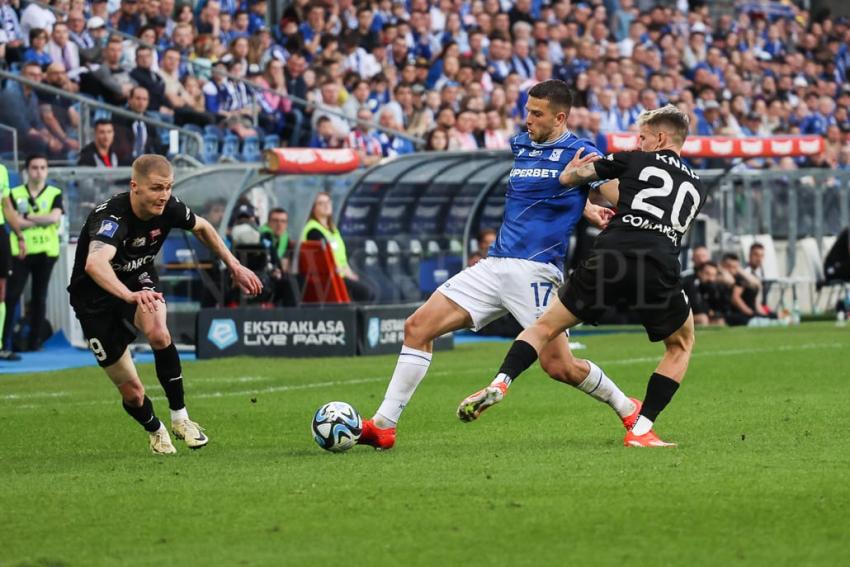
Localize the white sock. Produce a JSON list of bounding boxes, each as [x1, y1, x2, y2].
[[374, 346, 432, 427], [170, 407, 189, 422], [489, 373, 512, 389], [631, 415, 653, 436], [576, 361, 634, 418]]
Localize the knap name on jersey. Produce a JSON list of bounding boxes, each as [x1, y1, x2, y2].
[[654, 153, 699, 180]]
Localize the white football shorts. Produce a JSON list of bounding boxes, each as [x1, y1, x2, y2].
[[437, 256, 564, 331]]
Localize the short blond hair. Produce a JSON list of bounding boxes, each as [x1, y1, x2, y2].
[[637, 104, 690, 146], [132, 154, 172, 182]]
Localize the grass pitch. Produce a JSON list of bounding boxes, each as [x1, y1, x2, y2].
[[2, 322, 849, 566]]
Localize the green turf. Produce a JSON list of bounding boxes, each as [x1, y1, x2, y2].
[[2, 322, 849, 566]]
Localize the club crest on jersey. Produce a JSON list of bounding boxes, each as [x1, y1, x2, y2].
[[130, 236, 146, 247], [96, 220, 119, 237], [149, 228, 162, 241], [549, 149, 563, 161]]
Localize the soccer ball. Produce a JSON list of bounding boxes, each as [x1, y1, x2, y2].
[[312, 401, 362, 452]]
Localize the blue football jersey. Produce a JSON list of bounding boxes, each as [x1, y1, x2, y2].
[[488, 130, 602, 268]]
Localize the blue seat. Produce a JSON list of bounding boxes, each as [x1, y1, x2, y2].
[[201, 134, 220, 164], [262, 134, 280, 151], [241, 135, 261, 162], [220, 133, 240, 161], [182, 123, 203, 136], [204, 124, 225, 140]]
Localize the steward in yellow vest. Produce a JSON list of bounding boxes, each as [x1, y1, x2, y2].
[[3, 155, 64, 352], [301, 191, 374, 302]]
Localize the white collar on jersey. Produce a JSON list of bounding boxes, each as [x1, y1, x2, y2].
[[530, 129, 574, 148]]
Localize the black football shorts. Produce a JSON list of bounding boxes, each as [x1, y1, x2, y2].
[[558, 250, 691, 342], [76, 301, 139, 367]]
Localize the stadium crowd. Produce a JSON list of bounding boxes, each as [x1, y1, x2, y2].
[[0, 0, 848, 167]]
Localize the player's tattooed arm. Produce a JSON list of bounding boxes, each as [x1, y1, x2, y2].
[[559, 148, 601, 187], [85, 240, 137, 302]]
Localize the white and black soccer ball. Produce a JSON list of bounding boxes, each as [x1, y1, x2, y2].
[[312, 401, 362, 452]]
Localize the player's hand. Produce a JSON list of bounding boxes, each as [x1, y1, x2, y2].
[[565, 147, 600, 171], [127, 289, 165, 313], [17, 238, 27, 259], [560, 148, 601, 186], [231, 264, 263, 296], [583, 203, 615, 230]]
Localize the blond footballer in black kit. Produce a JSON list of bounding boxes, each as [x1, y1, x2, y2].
[[68, 155, 263, 454]]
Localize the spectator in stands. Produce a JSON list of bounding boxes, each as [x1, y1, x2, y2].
[[116, 0, 142, 36], [3, 154, 63, 352], [311, 79, 351, 136], [71, 15, 105, 64], [130, 45, 170, 115], [424, 127, 448, 151], [89, 35, 135, 106], [376, 107, 414, 156], [46, 22, 80, 80], [38, 62, 80, 153], [251, 59, 291, 135], [158, 47, 202, 121], [342, 78, 370, 121], [181, 75, 207, 114], [483, 107, 509, 149], [0, 62, 64, 156], [450, 109, 479, 150], [20, 0, 57, 46], [203, 59, 257, 138], [345, 107, 383, 166], [113, 86, 163, 161], [310, 115, 343, 148], [0, 0, 25, 63], [23, 28, 52, 67], [78, 119, 121, 167], [301, 191, 373, 303]]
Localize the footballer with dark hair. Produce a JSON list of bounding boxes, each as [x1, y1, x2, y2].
[[463, 105, 707, 447]]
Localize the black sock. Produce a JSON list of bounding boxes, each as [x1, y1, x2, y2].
[[497, 340, 539, 382], [640, 372, 680, 423], [122, 395, 162, 433], [154, 343, 185, 411]]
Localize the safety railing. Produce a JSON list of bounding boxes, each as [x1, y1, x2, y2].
[[0, 68, 204, 161]]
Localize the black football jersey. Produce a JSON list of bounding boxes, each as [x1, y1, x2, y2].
[[592, 149, 706, 262], [67, 192, 196, 314]]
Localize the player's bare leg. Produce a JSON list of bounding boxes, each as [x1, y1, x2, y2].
[[625, 313, 695, 448], [104, 348, 175, 454], [459, 295, 636, 425], [361, 292, 473, 449], [135, 300, 208, 449]]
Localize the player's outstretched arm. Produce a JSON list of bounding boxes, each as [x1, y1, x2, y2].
[[85, 240, 163, 312], [191, 216, 263, 296], [559, 148, 602, 188]]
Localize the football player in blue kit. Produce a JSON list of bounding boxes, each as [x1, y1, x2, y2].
[[358, 80, 641, 449], [466, 105, 706, 447]]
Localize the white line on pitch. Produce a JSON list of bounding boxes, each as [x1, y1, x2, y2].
[[0, 343, 843, 409]]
